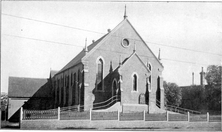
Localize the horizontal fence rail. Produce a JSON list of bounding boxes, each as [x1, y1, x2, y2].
[[165, 104, 201, 115], [93, 95, 120, 110], [22, 108, 221, 122], [120, 112, 144, 121], [168, 113, 188, 121], [190, 114, 207, 122], [145, 113, 167, 121], [60, 111, 90, 120], [23, 109, 58, 120], [92, 111, 118, 120]]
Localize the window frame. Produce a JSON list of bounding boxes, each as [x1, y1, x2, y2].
[[148, 75, 152, 92], [147, 62, 152, 72], [96, 56, 105, 91], [112, 78, 118, 97], [131, 72, 139, 92], [121, 38, 130, 48]]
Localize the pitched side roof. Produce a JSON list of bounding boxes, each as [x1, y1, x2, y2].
[[56, 34, 107, 75], [8, 77, 47, 98]]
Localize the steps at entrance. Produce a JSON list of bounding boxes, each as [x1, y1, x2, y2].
[[92, 102, 122, 112]]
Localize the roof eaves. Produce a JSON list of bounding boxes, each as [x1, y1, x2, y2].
[[55, 34, 108, 76], [82, 19, 127, 61], [126, 19, 164, 68], [119, 51, 150, 73], [134, 53, 151, 72]]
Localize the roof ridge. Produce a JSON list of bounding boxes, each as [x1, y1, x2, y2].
[[82, 19, 127, 60], [9, 76, 47, 80], [126, 19, 164, 68]]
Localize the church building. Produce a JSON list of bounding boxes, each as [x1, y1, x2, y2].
[[52, 7, 165, 113]]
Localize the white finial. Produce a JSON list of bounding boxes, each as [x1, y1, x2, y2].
[[158, 48, 161, 60], [84, 38, 88, 52], [124, 5, 127, 19]]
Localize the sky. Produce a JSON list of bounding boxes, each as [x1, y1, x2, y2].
[[1, 1, 222, 93]]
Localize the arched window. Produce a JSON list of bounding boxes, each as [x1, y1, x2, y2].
[[71, 73, 73, 86], [148, 63, 152, 71], [72, 73, 76, 105], [112, 79, 118, 97], [96, 58, 104, 90], [148, 75, 152, 92], [66, 75, 69, 106], [133, 74, 138, 91], [77, 70, 81, 105], [156, 76, 161, 107], [57, 79, 59, 106]]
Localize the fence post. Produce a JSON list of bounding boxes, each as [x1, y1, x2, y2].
[[143, 110, 146, 121], [188, 112, 190, 122], [207, 112, 209, 122], [20, 107, 23, 121], [166, 111, 169, 122], [58, 107, 60, 120], [89, 108, 92, 121]]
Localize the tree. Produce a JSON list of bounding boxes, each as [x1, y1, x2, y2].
[[180, 85, 205, 111], [1, 92, 8, 109], [164, 81, 182, 106], [205, 65, 221, 86], [1, 92, 8, 120], [205, 65, 221, 111]]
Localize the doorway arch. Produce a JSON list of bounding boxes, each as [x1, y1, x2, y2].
[[112, 79, 118, 102], [156, 76, 161, 107]]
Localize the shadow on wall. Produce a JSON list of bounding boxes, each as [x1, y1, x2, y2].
[[23, 79, 54, 110], [92, 68, 120, 109]]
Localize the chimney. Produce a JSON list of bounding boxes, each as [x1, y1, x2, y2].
[[92, 40, 95, 43], [192, 72, 194, 85], [200, 67, 205, 87], [107, 29, 111, 33]]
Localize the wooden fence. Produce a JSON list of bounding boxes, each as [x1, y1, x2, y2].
[[21, 107, 221, 122], [23, 109, 58, 120]]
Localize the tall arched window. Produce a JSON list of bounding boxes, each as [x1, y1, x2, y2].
[[78, 70, 80, 105], [156, 76, 161, 107], [57, 79, 59, 106], [148, 75, 152, 92], [96, 58, 103, 90], [112, 79, 118, 97], [133, 74, 138, 91], [72, 73, 76, 105], [148, 63, 152, 71]]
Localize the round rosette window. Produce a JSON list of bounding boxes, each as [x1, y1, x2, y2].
[[122, 38, 130, 47]]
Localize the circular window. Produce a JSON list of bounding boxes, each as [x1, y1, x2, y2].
[[122, 38, 130, 47]]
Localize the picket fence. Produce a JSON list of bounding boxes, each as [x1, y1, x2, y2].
[[21, 107, 220, 122]]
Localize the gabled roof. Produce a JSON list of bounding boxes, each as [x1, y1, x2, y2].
[[56, 17, 163, 75], [56, 34, 107, 75], [126, 19, 164, 68], [119, 51, 151, 73], [82, 18, 163, 68], [8, 77, 47, 98]]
